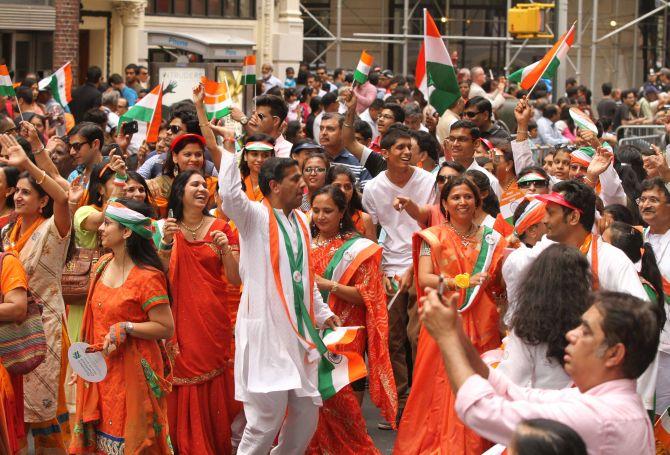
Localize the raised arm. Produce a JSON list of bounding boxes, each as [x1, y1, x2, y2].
[[341, 89, 365, 161], [217, 140, 260, 232], [193, 84, 223, 169], [511, 97, 536, 172], [20, 121, 70, 191], [0, 134, 70, 237]]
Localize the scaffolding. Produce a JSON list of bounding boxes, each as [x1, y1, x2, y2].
[[300, 0, 670, 90]]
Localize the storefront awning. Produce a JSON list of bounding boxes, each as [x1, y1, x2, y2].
[[146, 30, 254, 61]]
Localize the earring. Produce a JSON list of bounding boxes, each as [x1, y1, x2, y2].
[[173, 166, 178, 177]]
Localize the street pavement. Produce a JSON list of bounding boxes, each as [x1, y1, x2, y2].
[[363, 393, 396, 454]]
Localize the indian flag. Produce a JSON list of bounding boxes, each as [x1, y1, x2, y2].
[[242, 55, 256, 85], [509, 23, 576, 91], [118, 84, 163, 143], [655, 408, 670, 451], [201, 76, 232, 120], [38, 61, 72, 107], [569, 107, 598, 134], [353, 51, 374, 84], [318, 326, 367, 400], [415, 45, 429, 101], [0, 65, 15, 97], [419, 9, 460, 115]]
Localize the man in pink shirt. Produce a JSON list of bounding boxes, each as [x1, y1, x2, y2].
[[417, 289, 660, 455]]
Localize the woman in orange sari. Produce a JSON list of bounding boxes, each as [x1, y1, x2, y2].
[[326, 165, 375, 240], [0, 251, 29, 454], [159, 170, 242, 454], [239, 134, 275, 202], [394, 175, 506, 455], [147, 134, 218, 218], [70, 198, 175, 454], [307, 185, 397, 455]]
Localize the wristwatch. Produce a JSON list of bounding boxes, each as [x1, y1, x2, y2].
[[125, 321, 134, 334], [240, 116, 249, 126]]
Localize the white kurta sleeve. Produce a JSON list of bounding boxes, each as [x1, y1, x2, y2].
[[313, 282, 335, 327], [598, 164, 627, 206], [218, 152, 262, 232], [511, 140, 535, 174]]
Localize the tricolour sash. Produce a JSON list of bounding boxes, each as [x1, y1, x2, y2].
[[264, 201, 366, 399], [461, 226, 502, 312]]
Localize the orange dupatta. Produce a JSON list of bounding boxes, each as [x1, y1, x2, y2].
[[70, 255, 173, 455], [243, 176, 263, 202], [6, 216, 46, 253]]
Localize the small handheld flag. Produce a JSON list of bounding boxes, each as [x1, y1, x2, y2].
[[0, 65, 15, 97], [353, 51, 374, 85], [201, 76, 232, 120], [118, 84, 163, 143], [508, 23, 576, 94], [38, 62, 72, 107], [569, 107, 598, 134], [242, 55, 256, 86]]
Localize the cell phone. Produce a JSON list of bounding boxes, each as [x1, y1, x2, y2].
[[663, 105, 670, 111], [122, 120, 138, 135], [168, 209, 174, 219]]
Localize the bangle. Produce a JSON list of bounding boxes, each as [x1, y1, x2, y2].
[[199, 123, 211, 128], [124, 321, 134, 335], [159, 240, 173, 251], [35, 169, 47, 185], [331, 282, 339, 294], [68, 201, 79, 206], [221, 245, 232, 256], [584, 175, 596, 186], [113, 172, 128, 187], [34, 146, 45, 156], [343, 122, 352, 128]]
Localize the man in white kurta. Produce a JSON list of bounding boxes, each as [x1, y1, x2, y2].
[[218, 150, 338, 454]]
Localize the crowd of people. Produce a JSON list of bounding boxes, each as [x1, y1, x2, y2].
[[0, 57, 668, 455]]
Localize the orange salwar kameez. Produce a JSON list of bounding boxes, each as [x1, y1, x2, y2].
[[166, 220, 242, 455], [307, 234, 397, 455], [393, 226, 506, 455], [70, 257, 173, 454]]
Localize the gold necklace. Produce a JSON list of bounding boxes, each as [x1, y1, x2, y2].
[[313, 232, 342, 249], [180, 217, 205, 241], [448, 221, 478, 247]]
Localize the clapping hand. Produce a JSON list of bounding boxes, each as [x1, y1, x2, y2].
[[0, 134, 30, 168]]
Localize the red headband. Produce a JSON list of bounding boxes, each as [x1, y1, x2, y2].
[[535, 192, 584, 214]]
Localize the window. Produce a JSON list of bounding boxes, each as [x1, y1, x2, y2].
[[148, 0, 255, 17]]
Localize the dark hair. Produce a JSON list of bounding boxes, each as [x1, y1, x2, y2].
[[255, 94, 289, 123], [303, 152, 330, 172], [326, 165, 364, 215], [166, 170, 209, 221], [126, 171, 153, 208], [87, 66, 102, 83], [464, 96, 492, 117], [309, 185, 356, 236], [440, 160, 466, 174], [439, 175, 481, 218], [240, 133, 275, 181], [641, 176, 670, 201], [83, 108, 107, 127], [542, 104, 559, 119], [321, 91, 338, 108], [414, 130, 440, 163], [87, 162, 115, 207], [108, 73, 124, 85], [465, 169, 500, 217], [321, 112, 344, 129], [258, 157, 300, 196], [124, 63, 138, 73], [112, 198, 164, 272], [0, 166, 19, 209], [354, 119, 373, 142], [512, 419, 587, 455], [309, 96, 322, 114], [163, 135, 206, 177], [15, 86, 33, 104], [603, 204, 634, 225], [450, 119, 481, 140], [169, 109, 199, 134], [552, 180, 596, 232], [285, 120, 302, 144], [382, 103, 405, 123], [17, 170, 54, 218], [602, 82, 613, 96], [606, 222, 665, 316], [513, 244, 591, 364], [592, 291, 661, 378], [621, 89, 637, 100], [370, 98, 385, 110], [380, 126, 412, 151], [69, 121, 104, 149]]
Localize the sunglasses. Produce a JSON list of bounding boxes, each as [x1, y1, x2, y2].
[[436, 175, 448, 184], [304, 166, 326, 174], [168, 125, 182, 134], [462, 111, 480, 118], [518, 179, 549, 189], [69, 141, 90, 152]]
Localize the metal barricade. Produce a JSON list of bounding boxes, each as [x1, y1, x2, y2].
[[615, 125, 667, 150]]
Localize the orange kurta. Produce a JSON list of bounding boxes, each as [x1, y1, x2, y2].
[[70, 257, 173, 454], [166, 219, 241, 455], [394, 226, 505, 455], [307, 234, 397, 455]]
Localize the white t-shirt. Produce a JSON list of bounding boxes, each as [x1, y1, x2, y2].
[[645, 229, 670, 353], [362, 167, 436, 276]]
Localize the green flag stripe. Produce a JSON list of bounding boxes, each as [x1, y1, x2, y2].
[[320, 236, 360, 302], [426, 61, 460, 115], [0, 86, 15, 97], [121, 105, 155, 124], [49, 77, 63, 106], [242, 74, 256, 85], [353, 69, 368, 84]]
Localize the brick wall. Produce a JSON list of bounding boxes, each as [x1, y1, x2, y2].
[[54, 0, 79, 85]]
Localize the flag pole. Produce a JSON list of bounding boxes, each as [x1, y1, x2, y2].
[[14, 95, 23, 119]]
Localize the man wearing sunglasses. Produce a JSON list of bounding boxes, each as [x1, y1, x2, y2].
[[461, 97, 511, 142], [247, 94, 293, 159], [66, 122, 105, 208]]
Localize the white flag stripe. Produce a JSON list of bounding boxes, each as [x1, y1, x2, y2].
[[355, 61, 371, 75], [243, 65, 255, 75], [204, 99, 232, 113], [0, 75, 12, 87], [424, 35, 453, 66]]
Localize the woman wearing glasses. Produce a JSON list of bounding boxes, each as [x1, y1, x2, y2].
[[0, 133, 72, 452], [239, 134, 275, 202], [300, 152, 330, 212]]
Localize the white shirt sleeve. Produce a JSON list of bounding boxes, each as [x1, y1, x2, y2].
[[598, 164, 627, 206], [313, 282, 335, 326], [511, 140, 535, 174], [218, 152, 263, 232], [362, 186, 378, 225]]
